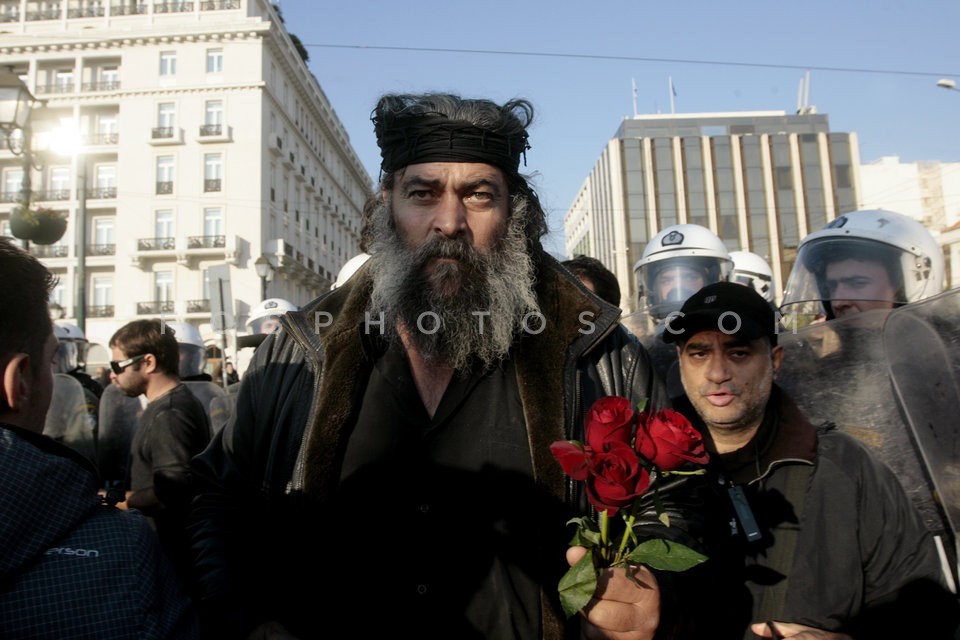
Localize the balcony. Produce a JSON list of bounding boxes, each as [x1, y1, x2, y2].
[[200, 0, 238, 9], [137, 236, 175, 251], [68, 5, 105, 17], [153, 1, 194, 13], [88, 186, 117, 199], [149, 127, 182, 145], [281, 151, 296, 170], [197, 124, 231, 143], [34, 83, 74, 95], [87, 243, 116, 256], [186, 299, 211, 313], [85, 132, 119, 145], [156, 181, 173, 195], [25, 9, 62, 21], [0, 191, 18, 203], [110, 2, 147, 15], [35, 189, 71, 202], [203, 179, 221, 193], [137, 300, 175, 315], [186, 234, 225, 249], [88, 305, 114, 318], [30, 244, 69, 258], [82, 80, 120, 92]]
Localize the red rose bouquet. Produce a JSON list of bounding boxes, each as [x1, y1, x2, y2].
[[550, 396, 710, 618]]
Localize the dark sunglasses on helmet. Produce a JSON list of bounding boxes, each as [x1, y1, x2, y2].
[[109, 354, 146, 375]]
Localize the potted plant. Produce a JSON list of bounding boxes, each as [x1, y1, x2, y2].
[[10, 205, 67, 245]]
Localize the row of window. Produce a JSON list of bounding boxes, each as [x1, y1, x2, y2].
[[160, 48, 222, 77]]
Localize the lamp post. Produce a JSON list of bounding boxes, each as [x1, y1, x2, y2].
[[0, 68, 39, 247], [254, 255, 274, 301]]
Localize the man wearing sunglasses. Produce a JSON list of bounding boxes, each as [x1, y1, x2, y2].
[[0, 238, 199, 638], [108, 319, 211, 598]]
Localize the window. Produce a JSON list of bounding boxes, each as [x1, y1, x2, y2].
[[98, 114, 118, 143], [93, 217, 114, 245], [155, 270, 174, 302], [51, 281, 66, 308], [204, 153, 222, 192], [100, 67, 119, 90], [50, 167, 70, 197], [55, 70, 73, 93], [156, 156, 174, 194], [157, 102, 175, 128], [3, 168, 23, 199], [159, 51, 176, 77], [203, 207, 223, 237], [206, 48, 223, 74], [201, 100, 223, 136], [155, 209, 173, 239], [94, 165, 117, 198], [92, 276, 113, 307]]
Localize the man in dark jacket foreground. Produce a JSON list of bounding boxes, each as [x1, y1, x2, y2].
[[665, 281, 959, 639], [0, 237, 199, 639], [189, 93, 710, 639]]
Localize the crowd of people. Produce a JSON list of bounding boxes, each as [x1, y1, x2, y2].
[[2, 89, 958, 640]]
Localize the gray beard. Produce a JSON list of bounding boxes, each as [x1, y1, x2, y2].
[[366, 196, 540, 371]]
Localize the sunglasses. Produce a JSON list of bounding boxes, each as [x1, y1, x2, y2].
[[109, 354, 146, 375]]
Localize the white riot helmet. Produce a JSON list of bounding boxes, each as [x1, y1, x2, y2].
[[331, 253, 371, 290], [246, 298, 298, 335], [781, 209, 944, 321], [634, 224, 733, 320], [53, 321, 89, 373], [730, 251, 775, 304], [164, 321, 207, 379]]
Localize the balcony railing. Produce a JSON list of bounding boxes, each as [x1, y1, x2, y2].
[[25, 9, 62, 21], [152, 127, 175, 139], [88, 243, 116, 256], [200, 0, 239, 9], [35, 189, 71, 201], [203, 178, 221, 192], [156, 181, 173, 195], [88, 305, 115, 318], [154, 1, 194, 13], [199, 124, 222, 136], [68, 6, 106, 17], [137, 300, 175, 315], [82, 80, 120, 92], [0, 191, 18, 203], [30, 244, 69, 258], [186, 299, 211, 313], [110, 3, 147, 15], [34, 83, 74, 95], [186, 234, 225, 249], [137, 237, 175, 251], [88, 186, 117, 199], [85, 132, 119, 145]]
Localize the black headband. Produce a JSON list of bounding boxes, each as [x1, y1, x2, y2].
[[374, 114, 529, 174]]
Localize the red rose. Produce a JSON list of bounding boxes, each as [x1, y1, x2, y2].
[[585, 396, 635, 452], [550, 441, 591, 481], [585, 441, 651, 515], [635, 409, 709, 472]]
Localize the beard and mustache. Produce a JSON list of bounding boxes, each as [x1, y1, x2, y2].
[[365, 195, 540, 372]]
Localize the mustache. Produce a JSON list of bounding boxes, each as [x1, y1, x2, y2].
[[411, 236, 486, 269]]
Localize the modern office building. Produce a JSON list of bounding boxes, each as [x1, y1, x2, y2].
[[564, 110, 861, 311], [0, 0, 371, 362]]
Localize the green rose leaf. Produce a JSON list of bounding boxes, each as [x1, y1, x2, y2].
[[558, 552, 598, 618], [625, 538, 707, 571]]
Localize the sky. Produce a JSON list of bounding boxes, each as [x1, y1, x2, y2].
[[277, 0, 960, 257]]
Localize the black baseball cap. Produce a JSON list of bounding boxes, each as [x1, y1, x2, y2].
[[661, 281, 777, 345]]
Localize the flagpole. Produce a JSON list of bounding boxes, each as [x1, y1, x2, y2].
[[669, 76, 676, 114], [632, 78, 638, 117]]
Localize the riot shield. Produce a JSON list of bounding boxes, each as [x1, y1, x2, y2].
[[44, 373, 96, 466], [96, 383, 144, 490], [182, 380, 227, 436], [777, 306, 958, 585], [881, 289, 960, 585]]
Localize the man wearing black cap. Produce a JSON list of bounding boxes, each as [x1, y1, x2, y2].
[[190, 93, 697, 640], [665, 282, 958, 639]]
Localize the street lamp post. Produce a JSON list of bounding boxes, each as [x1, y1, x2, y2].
[[75, 160, 87, 333], [254, 255, 274, 301], [937, 79, 959, 92]]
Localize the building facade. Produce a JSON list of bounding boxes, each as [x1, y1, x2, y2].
[[564, 110, 860, 312], [859, 155, 960, 289], [0, 0, 371, 362]]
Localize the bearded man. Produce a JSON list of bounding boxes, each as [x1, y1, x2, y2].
[[190, 93, 702, 640]]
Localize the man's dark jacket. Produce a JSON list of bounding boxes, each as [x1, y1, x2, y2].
[[190, 255, 701, 639]]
